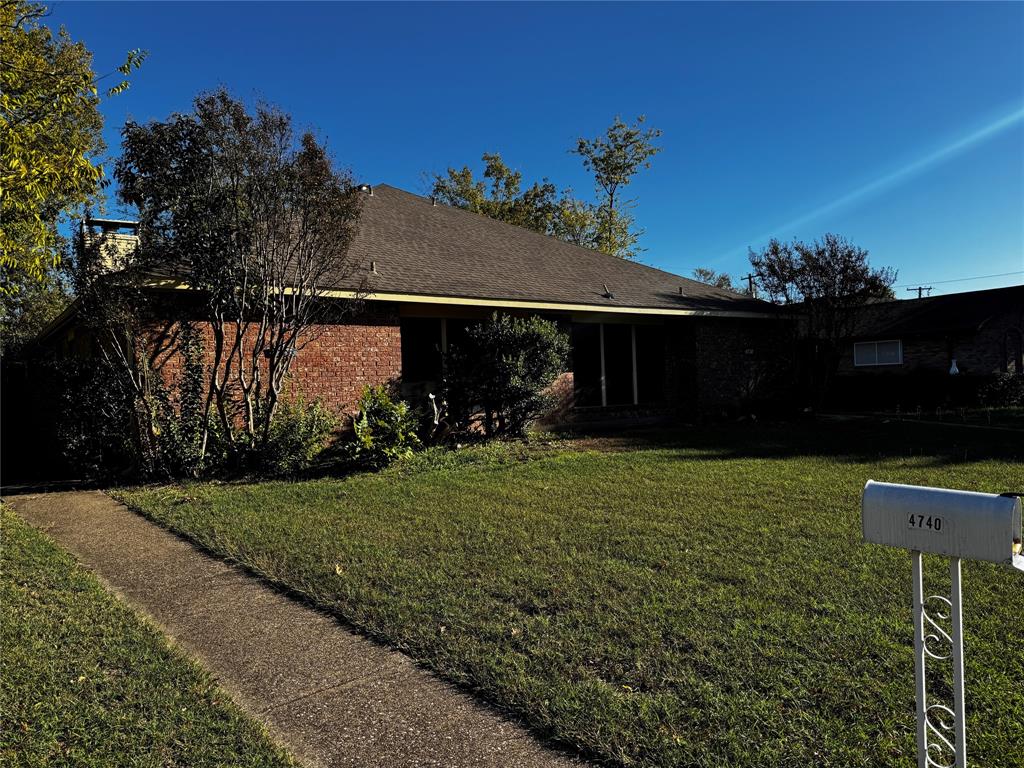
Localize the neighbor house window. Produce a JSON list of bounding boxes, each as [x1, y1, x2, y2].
[[854, 340, 903, 367]]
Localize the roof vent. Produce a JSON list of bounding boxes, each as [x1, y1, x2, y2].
[[357, 184, 373, 196], [430, 195, 437, 207], [602, 283, 615, 300], [369, 260, 378, 274], [678, 286, 684, 295]]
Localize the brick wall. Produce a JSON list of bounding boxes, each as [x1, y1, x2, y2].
[[152, 303, 402, 419], [660, 316, 794, 415], [836, 305, 1024, 377]]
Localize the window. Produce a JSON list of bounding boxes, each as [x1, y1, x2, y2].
[[400, 317, 443, 382], [854, 340, 902, 367], [570, 321, 667, 407]]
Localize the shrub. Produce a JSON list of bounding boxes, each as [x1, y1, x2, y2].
[[978, 372, 1024, 407], [157, 323, 209, 477], [58, 357, 138, 480], [258, 397, 339, 476], [444, 313, 570, 438], [350, 385, 421, 468]]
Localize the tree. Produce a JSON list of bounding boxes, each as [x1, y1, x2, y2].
[[748, 233, 896, 403], [0, 263, 69, 357], [691, 267, 736, 292], [432, 153, 560, 234], [432, 153, 606, 250], [68, 89, 364, 476], [572, 115, 662, 259], [0, 1, 144, 292], [443, 313, 570, 438]]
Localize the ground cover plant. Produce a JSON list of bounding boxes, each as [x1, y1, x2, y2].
[[116, 421, 1024, 767], [0, 508, 293, 768]]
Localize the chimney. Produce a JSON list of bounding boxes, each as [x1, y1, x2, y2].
[[80, 218, 139, 273]]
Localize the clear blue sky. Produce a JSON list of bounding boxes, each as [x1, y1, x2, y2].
[[54, 1, 1024, 297]]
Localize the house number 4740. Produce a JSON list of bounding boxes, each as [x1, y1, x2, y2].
[[907, 514, 943, 532]]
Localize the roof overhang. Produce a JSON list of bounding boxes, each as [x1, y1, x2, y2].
[[318, 289, 777, 318], [115, 279, 780, 320]]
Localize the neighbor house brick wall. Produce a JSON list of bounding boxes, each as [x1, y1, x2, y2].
[[836, 305, 1024, 377]]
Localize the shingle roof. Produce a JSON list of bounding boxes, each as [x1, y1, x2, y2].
[[340, 185, 773, 315], [851, 284, 1024, 338]]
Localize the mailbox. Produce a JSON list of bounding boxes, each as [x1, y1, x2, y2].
[[861, 480, 1023, 768], [862, 480, 1022, 567]]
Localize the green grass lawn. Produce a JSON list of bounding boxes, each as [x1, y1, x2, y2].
[[116, 421, 1024, 768], [0, 509, 294, 768]]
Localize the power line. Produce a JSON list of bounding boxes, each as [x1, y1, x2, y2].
[[894, 270, 1024, 288]]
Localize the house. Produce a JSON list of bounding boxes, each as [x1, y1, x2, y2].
[[36, 184, 786, 423], [830, 284, 1024, 408]]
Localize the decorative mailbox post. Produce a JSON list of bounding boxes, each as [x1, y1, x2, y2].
[[861, 481, 1023, 768]]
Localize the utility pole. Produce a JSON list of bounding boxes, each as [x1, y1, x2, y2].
[[906, 286, 932, 299], [741, 273, 757, 298]]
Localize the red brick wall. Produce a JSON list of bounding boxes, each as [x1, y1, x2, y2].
[[151, 304, 402, 420], [289, 307, 402, 412]]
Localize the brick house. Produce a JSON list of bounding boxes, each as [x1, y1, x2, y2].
[[38, 184, 786, 423], [830, 284, 1024, 407]]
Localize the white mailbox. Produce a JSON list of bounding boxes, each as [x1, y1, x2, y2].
[[862, 480, 1022, 567], [860, 480, 1024, 768]]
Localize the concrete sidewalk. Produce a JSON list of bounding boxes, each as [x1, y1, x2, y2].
[[6, 490, 582, 768]]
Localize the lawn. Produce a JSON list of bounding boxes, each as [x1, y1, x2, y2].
[[116, 421, 1024, 767], [0, 508, 294, 768]]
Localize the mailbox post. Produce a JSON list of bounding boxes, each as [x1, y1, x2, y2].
[[861, 481, 1023, 768]]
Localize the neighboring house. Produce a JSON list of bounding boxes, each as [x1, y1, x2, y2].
[[831, 284, 1024, 407], [37, 184, 785, 423]]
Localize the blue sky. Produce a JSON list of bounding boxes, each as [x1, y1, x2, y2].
[[55, 1, 1024, 296]]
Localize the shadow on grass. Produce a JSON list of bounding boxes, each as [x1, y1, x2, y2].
[[557, 416, 1024, 469]]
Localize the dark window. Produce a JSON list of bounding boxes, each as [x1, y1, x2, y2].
[[635, 325, 666, 404], [570, 323, 602, 406], [444, 318, 473, 355], [400, 317, 442, 382], [603, 323, 634, 406]]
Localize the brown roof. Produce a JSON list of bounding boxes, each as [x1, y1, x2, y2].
[[851, 284, 1024, 339], [340, 185, 773, 315]]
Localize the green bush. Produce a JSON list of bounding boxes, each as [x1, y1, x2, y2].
[[258, 397, 339, 476], [978, 372, 1024, 407], [57, 357, 139, 480], [157, 323, 209, 477], [444, 313, 570, 438], [350, 385, 421, 468]]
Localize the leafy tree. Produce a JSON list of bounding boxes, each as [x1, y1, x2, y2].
[[691, 267, 736, 292], [432, 152, 608, 251], [573, 115, 662, 259], [0, 1, 144, 291], [748, 233, 896, 403], [0, 263, 69, 357], [443, 313, 569, 438], [432, 153, 560, 234], [67, 89, 364, 477]]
